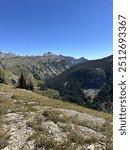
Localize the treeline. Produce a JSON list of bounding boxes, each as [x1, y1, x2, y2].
[[0, 69, 34, 91], [42, 55, 113, 113]]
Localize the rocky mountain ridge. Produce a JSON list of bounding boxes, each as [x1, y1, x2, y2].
[[0, 51, 87, 84]]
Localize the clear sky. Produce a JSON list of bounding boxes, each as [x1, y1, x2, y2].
[[0, 0, 112, 59]]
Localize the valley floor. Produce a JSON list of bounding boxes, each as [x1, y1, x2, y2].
[[0, 84, 112, 150]]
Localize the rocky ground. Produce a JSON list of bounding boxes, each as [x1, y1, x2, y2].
[[0, 84, 112, 150]]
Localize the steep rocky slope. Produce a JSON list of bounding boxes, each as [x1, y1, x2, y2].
[[44, 55, 113, 113], [0, 84, 112, 150], [0, 52, 87, 85]]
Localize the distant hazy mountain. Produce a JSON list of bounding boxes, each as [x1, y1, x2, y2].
[[0, 51, 16, 58], [44, 55, 113, 113], [0, 51, 87, 85]]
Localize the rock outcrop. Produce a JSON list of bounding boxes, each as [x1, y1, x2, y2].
[[0, 84, 112, 150]]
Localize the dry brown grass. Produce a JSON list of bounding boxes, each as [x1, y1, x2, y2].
[[0, 84, 112, 122], [0, 84, 113, 149]]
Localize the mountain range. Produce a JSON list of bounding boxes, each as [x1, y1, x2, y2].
[[0, 51, 113, 113], [0, 51, 113, 149], [0, 51, 87, 85]]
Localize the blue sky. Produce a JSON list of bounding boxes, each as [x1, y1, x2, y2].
[[0, 0, 112, 59]]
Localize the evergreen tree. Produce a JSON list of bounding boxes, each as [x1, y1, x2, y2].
[[28, 78, 34, 91], [18, 73, 34, 91], [18, 73, 27, 89], [59, 79, 84, 105], [0, 69, 5, 83]]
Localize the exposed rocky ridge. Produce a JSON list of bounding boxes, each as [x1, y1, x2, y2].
[[0, 52, 87, 84], [0, 84, 112, 150]]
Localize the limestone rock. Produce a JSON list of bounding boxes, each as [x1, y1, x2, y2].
[[87, 144, 95, 150]]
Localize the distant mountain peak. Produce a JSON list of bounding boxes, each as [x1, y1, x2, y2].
[[47, 51, 53, 55], [79, 57, 85, 60], [43, 51, 53, 56], [0, 51, 16, 58]]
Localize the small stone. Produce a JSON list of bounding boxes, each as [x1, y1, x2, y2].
[[87, 144, 95, 150]]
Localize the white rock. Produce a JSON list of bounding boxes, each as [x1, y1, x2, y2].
[[87, 144, 95, 150]]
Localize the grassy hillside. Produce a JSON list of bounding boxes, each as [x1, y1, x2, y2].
[[0, 84, 112, 150]]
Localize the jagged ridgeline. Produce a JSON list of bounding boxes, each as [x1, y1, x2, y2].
[[0, 52, 87, 85], [43, 55, 113, 113], [0, 51, 113, 113]]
